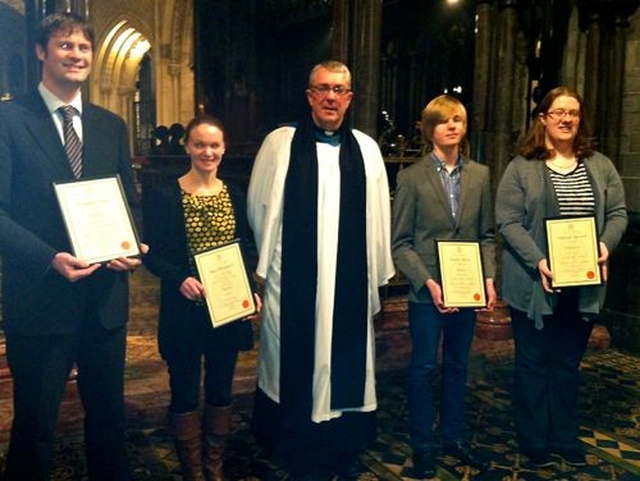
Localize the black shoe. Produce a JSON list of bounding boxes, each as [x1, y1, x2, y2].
[[289, 472, 333, 481], [412, 448, 436, 479], [442, 441, 489, 471], [523, 449, 555, 468], [334, 460, 361, 480], [552, 446, 587, 466], [330, 450, 362, 480]]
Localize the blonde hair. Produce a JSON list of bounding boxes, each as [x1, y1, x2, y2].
[[420, 95, 469, 157]]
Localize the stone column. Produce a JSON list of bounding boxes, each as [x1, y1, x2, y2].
[[330, 0, 382, 137], [331, 0, 349, 63], [472, 0, 493, 163], [602, 10, 634, 165], [578, 0, 638, 166], [168, 63, 182, 125], [580, 7, 601, 134], [488, 0, 518, 190], [118, 85, 136, 134], [52, 0, 89, 17], [25, 0, 46, 91]]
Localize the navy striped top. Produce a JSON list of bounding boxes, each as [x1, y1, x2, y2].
[[548, 161, 595, 216]]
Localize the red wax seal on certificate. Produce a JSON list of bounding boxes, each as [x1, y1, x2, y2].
[[587, 271, 595, 279], [121, 241, 131, 250], [242, 299, 250, 308], [473, 293, 481, 301]]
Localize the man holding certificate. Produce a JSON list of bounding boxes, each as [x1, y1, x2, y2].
[[496, 86, 628, 468], [0, 12, 143, 480], [142, 115, 257, 481], [391, 95, 496, 478]]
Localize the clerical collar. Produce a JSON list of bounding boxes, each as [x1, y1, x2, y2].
[[313, 126, 342, 146]]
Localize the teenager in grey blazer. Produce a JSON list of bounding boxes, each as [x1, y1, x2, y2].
[[392, 155, 496, 304], [0, 13, 143, 480], [496, 86, 627, 468], [392, 95, 496, 478]]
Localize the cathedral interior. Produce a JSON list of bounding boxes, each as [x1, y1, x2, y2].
[[1, 0, 640, 479]]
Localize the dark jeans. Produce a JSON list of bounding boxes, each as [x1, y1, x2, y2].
[[511, 291, 594, 452], [163, 308, 239, 413], [5, 322, 129, 481], [407, 301, 476, 451]]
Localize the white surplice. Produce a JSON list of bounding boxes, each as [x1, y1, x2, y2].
[[247, 125, 395, 423]]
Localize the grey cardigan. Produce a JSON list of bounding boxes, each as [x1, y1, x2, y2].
[[392, 155, 496, 304], [496, 152, 628, 327]]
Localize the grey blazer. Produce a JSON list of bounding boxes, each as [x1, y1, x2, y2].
[[495, 153, 628, 327], [391, 155, 496, 304]]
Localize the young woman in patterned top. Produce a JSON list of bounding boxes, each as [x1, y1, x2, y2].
[[143, 115, 260, 481]]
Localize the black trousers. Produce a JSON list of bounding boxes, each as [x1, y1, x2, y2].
[[4, 318, 129, 481], [161, 306, 240, 413], [511, 291, 594, 452]]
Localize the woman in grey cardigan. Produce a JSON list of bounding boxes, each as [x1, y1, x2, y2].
[[496, 86, 627, 468]]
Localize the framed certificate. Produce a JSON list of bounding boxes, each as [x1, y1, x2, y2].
[[194, 240, 256, 327], [545, 216, 601, 288], [436, 240, 487, 308], [53, 175, 140, 264]]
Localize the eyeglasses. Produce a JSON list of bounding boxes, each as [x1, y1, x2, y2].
[[545, 109, 581, 121], [309, 85, 352, 97]]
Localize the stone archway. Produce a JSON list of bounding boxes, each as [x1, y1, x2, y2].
[[90, 18, 151, 138], [155, 0, 194, 127]]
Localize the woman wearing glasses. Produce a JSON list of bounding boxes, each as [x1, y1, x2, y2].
[[496, 86, 627, 468]]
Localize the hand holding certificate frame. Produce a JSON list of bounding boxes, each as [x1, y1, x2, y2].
[[545, 216, 601, 288], [436, 240, 487, 308], [194, 240, 256, 328], [54, 175, 140, 264]]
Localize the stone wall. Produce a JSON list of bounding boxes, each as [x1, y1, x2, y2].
[[602, 9, 640, 354], [622, 9, 640, 213]]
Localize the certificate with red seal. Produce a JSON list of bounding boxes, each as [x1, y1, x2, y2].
[[194, 240, 256, 327], [53, 175, 140, 264], [545, 216, 602, 288], [436, 240, 487, 308]]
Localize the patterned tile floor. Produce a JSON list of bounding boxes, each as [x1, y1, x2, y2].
[[0, 269, 638, 480], [358, 348, 640, 481]]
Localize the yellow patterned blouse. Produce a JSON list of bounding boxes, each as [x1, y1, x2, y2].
[[182, 184, 237, 260]]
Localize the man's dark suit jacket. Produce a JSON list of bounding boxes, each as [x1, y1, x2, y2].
[[0, 92, 137, 336]]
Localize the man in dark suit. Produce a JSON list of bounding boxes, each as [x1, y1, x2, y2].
[[0, 12, 144, 480]]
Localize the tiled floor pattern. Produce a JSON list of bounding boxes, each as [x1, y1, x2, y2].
[[0, 268, 638, 479], [0, 347, 638, 480], [360, 351, 640, 481]]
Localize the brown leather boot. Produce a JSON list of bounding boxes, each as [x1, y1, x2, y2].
[[203, 404, 232, 481], [170, 410, 206, 481]]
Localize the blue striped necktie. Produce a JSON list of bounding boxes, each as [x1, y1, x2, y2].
[[59, 105, 82, 178]]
